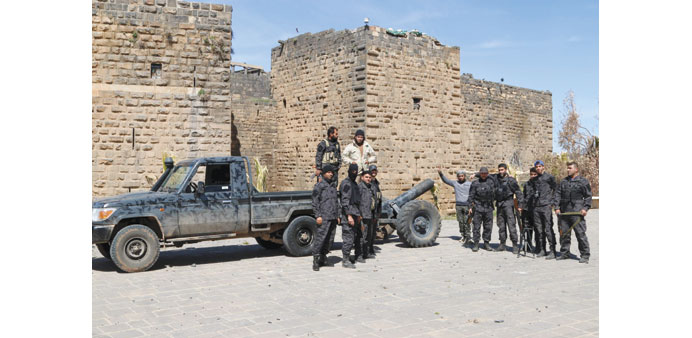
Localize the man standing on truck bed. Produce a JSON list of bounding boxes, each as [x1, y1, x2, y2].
[[339, 163, 361, 269], [342, 129, 377, 175], [311, 164, 340, 271], [315, 126, 342, 183], [437, 167, 472, 245]]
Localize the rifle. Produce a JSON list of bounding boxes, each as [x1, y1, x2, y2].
[[558, 211, 584, 241], [514, 198, 534, 258]]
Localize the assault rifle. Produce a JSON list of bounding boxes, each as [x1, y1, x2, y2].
[[557, 211, 584, 241]]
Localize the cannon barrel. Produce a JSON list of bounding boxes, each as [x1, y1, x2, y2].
[[388, 178, 435, 209]]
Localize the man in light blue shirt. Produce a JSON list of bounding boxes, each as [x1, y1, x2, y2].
[[438, 167, 472, 245]]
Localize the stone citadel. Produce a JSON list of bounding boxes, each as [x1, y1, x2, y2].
[[92, 0, 552, 214]]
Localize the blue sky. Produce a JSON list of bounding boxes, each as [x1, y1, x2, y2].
[[210, 0, 598, 151]]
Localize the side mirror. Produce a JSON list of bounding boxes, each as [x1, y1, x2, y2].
[[195, 181, 205, 197]]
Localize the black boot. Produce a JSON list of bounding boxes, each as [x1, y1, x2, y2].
[[545, 249, 556, 260], [497, 242, 506, 252], [312, 255, 320, 271], [342, 254, 355, 269], [472, 241, 479, 252], [484, 241, 495, 251], [556, 252, 570, 260], [512, 242, 519, 255], [357, 255, 366, 263], [536, 249, 547, 257], [318, 254, 327, 266], [579, 256, 589, 264]]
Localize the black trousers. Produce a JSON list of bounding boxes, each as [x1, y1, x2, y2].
[[533, 206, 556, 251], [312, 219, 337, 256], [365, 217, 377, 253], [558, 213, 590, 258], [472, 209, 494, 243], [354, 218, 369, 258], [341, 217, 360, 256], [496, 202, 518, 244]]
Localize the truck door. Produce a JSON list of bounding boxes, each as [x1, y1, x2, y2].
[[228, 159, 251, 233], [178, 163, 235, 236]]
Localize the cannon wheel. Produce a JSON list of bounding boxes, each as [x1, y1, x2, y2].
[[395, 200, 441, 247]]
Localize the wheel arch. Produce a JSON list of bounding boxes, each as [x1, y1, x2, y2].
[[112, 216, 164, 242]]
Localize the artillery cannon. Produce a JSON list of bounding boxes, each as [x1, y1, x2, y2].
[[376, 179, 441, 247]]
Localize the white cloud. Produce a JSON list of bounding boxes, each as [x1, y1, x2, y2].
[[477, 39, 511, 49]]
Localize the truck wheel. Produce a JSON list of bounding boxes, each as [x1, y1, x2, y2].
[[255, 237, 283, 250], [282, 216, 317, 256], [395, 200, 441, 248], [96, 243, 111, 260], [109, 224, 160, 273]]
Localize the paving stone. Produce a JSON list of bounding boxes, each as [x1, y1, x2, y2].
[[93, 211, 599, 337]]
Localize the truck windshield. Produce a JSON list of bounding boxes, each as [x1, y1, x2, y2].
[[158, 164, 194, 192]]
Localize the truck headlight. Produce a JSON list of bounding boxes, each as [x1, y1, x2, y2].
[[92, 208, 117, 222]]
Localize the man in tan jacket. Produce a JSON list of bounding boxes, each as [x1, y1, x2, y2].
[[342, 129, 377, 174]]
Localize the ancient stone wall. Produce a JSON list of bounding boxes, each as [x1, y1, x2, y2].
[[363, 26, 463, 208], [269, 27, 369, 191], [229, 70, 276, 180], [91, 0, 232, 197], [266, 26, 552, 214]]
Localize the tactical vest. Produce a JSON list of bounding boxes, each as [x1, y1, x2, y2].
[[496, 177, 513, 201], [321, 139, 340, 166], [476, 182, 494, 202], [561, 179, 584, 203], [348, 179, 361, 206]]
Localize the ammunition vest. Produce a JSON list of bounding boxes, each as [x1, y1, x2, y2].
[[321, 139, 340, 166], [496, 176, 514, 201], [561, 179, 584, 203], [476, 182, 494, 202]]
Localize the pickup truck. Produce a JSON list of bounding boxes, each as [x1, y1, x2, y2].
[[92, 156, 318, 272]]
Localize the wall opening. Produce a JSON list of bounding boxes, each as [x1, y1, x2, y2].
[[413, 97, 421, 110], [151, 63, 162, 79]]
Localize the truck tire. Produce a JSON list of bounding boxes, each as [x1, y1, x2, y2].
[[282, 216, 317, 257], [96, 243, 111, 260], [395, 200, 441, 248], [255, 237, 283, 250], [109, 224, 160, 273]]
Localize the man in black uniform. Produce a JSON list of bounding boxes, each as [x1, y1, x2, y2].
[[365, 164, 382, 257], [555, 161, 592, 263], [469, 167, 497, 252], [339, 163, 361, 268], [311, 164, 339, 271], [491, 163, 524, 254], [315, 126, 341, 182], [522, 167, 539, 250], [357, 170, 376, 263], [532, 160, 558, 259]]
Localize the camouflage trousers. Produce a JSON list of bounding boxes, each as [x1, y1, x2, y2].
[[472, 209, 494, 243], [455, 205, 471, 240], [558, 213, 590, 258], [533, 206, 556, 251], [496, 202, 518, 244], [341, 217, 361, 256], [312, 219, 337, 256]]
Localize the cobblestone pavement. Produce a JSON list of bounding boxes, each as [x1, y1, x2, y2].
[[93, 210, 598, 337]]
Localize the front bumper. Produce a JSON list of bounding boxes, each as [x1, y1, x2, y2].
[[92, 224, 115, 244]]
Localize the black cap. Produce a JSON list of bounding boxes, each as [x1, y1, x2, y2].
[[355, 129, 365, 137], [322, 164, 336, 173], [368, 164, 378, 172], [479, 167, 489, 174]]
